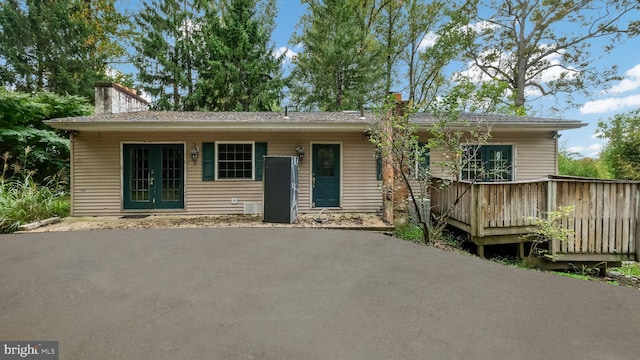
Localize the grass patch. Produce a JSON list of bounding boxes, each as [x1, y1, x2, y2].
[[551, 272, 591, 281], [491, 255, 525, 268], [394, 224, 424, 243], [611, 262, 640, 277]]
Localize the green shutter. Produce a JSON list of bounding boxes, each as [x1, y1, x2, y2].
[[255, 142, 267, 181], [202, 142, 215, 181]]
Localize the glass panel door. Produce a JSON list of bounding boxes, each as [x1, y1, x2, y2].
[[123, 144, 184, 210]]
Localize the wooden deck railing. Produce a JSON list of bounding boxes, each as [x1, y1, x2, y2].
[[430, 177, 640, 261]]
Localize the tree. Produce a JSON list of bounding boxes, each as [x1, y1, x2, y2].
[[368, 80, 506, 243], [0, 0, 128, 100], [463, 0, 640, 113], [289, 0, 386, 111], [597, 109, 640, 180], [557, 147, 609, 179], [0, 90, 92, 182], [131, 0, 205, 110], [193, 0, 284, 111]]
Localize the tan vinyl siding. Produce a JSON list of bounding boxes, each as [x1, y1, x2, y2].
[[426, 131, 557, 181], [71, 131, 381, 216]]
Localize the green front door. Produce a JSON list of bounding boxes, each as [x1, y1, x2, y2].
[[123, 144, 184, 210], [312, 144, 340, 208]]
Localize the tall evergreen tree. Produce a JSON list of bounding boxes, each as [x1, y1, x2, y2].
[[193, 0, 284, 111], [289, 0, 385, 111], [131, 0, 205, 110], [0, 0, 128, 100]]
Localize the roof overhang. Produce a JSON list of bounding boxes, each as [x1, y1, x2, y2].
[[44, 111, 587, 133], [43, 120, 374, 132]]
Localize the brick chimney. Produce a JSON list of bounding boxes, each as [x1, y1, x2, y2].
[[94, 83, 149, 114]]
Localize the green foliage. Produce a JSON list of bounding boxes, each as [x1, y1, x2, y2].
[[289, 0, 385, 111], [0, 151, 69, 234], [557, 147, 610, 179], [491, 256, 525, 268], [132, 0, 283, 111], [394, 224, 424, 243], [611, 262, 640, 277], [464, 0, 638, 111], [597, 109, 640, 180], [369, 80, 503, 244], [438, 232, 465, 250], [193, 0, 284, 111], [131, 0, 204, 110], [397, 1, 472, 107], [522, 206, 575, 260], [0, 90, 91, 182], [0, 0, 129, 100]]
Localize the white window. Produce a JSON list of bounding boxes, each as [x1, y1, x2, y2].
[[217, 142, 254, 180]]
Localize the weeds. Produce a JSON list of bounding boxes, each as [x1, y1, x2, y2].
[[395, 224, 466, 250], [394, 224, 424, 243], [611, 262, 640, 277], [0, 149, 69, 233]]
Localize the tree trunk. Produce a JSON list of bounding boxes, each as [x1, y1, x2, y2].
[[381, 105, 394, 224]]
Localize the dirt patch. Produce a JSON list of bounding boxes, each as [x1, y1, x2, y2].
[[26, 213, 392, 233]]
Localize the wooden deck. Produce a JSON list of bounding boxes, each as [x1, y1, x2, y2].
[[430, 176, 640, 262]]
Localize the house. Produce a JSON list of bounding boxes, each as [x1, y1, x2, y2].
[[44, 83, 585, 217]]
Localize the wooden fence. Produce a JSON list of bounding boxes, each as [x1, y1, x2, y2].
[[430, 176, 640, 261]]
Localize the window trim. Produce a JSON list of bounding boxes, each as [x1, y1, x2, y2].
[[461, 144, 514, 182], [215, 141, 255, 181]]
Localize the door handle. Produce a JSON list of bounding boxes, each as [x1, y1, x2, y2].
[[312, 174, 316, 188], [149, 169, 155, 186]]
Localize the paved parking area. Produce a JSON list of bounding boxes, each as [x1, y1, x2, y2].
[[1, 228, 639, 359]]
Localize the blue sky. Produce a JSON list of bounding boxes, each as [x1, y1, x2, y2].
[[118, 0, 640, 158]]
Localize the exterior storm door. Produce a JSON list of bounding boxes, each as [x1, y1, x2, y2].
[[312, 144, 340, 208], [123, 144, 184, 210]]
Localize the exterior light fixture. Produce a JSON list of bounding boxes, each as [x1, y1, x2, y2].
[[191, 144, 200, 163], [552, 132, 561, 140], [296, 145, 305, 161]]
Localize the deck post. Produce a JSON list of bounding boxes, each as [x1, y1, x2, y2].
[[636, 183, 640, 261], [470, 183, 477, 237], [477, 184, 485, 238], [547, 179, 558, 258]]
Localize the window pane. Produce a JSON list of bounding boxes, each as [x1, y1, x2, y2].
[[218, 143, 253, 179]]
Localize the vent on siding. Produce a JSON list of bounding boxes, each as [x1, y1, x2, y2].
[[244, 202, 262, 215]]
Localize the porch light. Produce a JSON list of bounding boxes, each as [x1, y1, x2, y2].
[[552, 132, 561, 140], [296, 145, 305, 161], [191, 144, 200, 163]]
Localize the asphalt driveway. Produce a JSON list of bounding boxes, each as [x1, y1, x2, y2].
[[1, 228, 639, 359]]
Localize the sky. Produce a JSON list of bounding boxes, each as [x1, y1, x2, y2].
[[117, 0, 640, 158]]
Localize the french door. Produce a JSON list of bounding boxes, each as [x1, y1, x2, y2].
[[123, 144, 184, 210]]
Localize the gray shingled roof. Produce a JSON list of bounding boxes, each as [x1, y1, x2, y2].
[[45, 110, 585, 131]]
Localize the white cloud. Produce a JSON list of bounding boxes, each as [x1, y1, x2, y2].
[[466, 21, 499, 34], [579, 93, 640, 114], [274, 47, 297, 63], [586, 143, 603, 156], [418, 32, 438, 51], [568, 146, 584, 153], [568, 143, 603, 157], [608, 64, 640, 94]]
